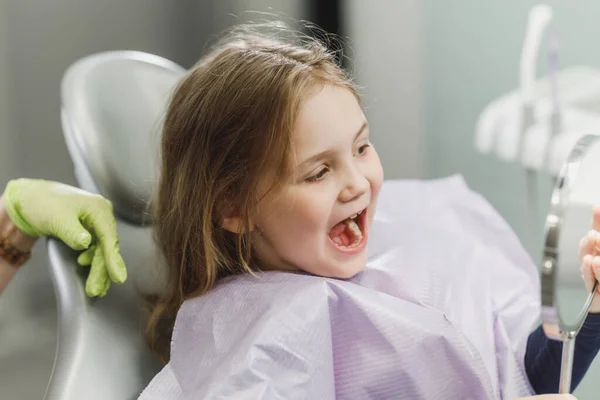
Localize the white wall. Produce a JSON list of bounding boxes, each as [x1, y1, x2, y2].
[[3, 0, 215, 183], [217, 0, 306, 20], [345, 0, 425, 179], [0, 1, 15, 182]]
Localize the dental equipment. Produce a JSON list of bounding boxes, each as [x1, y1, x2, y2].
[[475, 4, 600, 176], [475, 4, 553, 159]]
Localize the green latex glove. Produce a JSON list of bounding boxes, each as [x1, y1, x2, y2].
[[3, 178, 127, 297]]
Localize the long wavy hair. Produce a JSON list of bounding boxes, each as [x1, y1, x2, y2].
[[147, 22, 357, 363]]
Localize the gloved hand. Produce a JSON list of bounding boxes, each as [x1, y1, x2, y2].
[[3, 178, 126, 297], [578, 206, 600, 313]]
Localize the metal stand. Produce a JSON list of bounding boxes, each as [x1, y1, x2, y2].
[[559, 331, 576, 394]]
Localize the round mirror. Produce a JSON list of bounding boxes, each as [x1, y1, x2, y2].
[[541, 134, 600, 393]]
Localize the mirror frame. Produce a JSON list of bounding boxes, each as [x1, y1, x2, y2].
[[541, 134, 599, 340]]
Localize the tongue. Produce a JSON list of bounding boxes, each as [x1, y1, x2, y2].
[[329, 219, 353, 246], [329, 221, 347, 238]]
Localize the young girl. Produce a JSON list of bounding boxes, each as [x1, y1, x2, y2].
[[140, 22, 599, 399]]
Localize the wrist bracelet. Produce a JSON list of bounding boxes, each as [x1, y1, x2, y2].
[[0, 235, 31, 267]]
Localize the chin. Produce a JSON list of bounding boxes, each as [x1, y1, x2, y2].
[[326, 255, 368, 279], [295, 249, 368, 279], [333, 268, 362, 280]]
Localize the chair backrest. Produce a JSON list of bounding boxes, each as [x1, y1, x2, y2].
[[61, 50, 186, 224], [45, 51, 186, 400]]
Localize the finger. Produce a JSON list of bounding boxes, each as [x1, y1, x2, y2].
[[51, 216, 92, 251], [592, 230, 600, 254], [84, 210, 127, 284], [579, 232, 595, 260], [77, 244, 96, 266], [98, 280, 111, 298], [592, 256, 600, 293], [582, 255, 595, 293], [85, 246, 110, 297], [592, 205, 600, 231]]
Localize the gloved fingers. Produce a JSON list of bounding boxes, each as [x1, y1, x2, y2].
[[98, 279, 111, 298], [97, 230, 127, 285], [86, 246, 110, 298], [83, 206, 127, 284], [77, 244, 96, 266], [50, 215, 92, 251]]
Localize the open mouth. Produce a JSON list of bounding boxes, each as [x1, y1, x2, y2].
[[328, 208, 367, 250]]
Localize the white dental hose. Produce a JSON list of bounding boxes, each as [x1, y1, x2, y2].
[[495, 4, 552, 162], [548, 33, 562, 141], [519, 4, 554, 251], [520, 5, 554, 123]]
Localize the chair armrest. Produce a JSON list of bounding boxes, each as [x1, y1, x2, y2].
[[45, 238, 162, 400]]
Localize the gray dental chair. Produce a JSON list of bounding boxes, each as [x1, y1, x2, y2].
[[45, 51, 186, 399]]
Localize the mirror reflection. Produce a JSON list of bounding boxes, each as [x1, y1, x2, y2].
[[556, 137, 600, 327]]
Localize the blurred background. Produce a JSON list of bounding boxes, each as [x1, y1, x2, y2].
[[0, 0, 599, 398]]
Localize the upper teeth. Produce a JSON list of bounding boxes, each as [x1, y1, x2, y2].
[[349, 214, 358, 219]]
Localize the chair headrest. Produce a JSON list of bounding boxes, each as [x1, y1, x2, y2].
[[61, 51, 186, 225]]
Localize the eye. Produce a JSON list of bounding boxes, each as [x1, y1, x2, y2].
[[354, 143, 371, 157], [306, 167, 329, 183]]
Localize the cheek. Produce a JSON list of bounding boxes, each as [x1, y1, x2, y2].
[[366, 151, 384, 228], [262, 190, 330, 239], [367, 150, 384, 193], [288, 193, 331, 235]]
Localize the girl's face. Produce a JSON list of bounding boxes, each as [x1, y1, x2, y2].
[[252, 84, 384, 278]]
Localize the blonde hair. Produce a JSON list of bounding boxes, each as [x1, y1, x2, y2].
[[147, 22, 357, 363]]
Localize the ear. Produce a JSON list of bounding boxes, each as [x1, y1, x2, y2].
[[218, 201, 256, 234], [220, 211, 257, 234], [220, 216, 246, 234]]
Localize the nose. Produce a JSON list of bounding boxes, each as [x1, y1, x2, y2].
[[339, 163, 369, 203]]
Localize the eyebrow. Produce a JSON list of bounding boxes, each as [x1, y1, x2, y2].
[[298, 121, 369, 168]]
